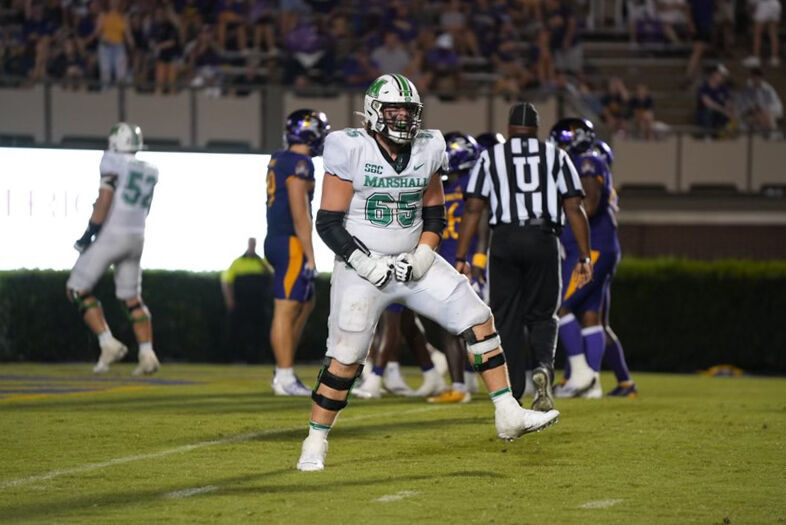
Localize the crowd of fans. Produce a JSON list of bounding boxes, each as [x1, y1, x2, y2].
[[0, 0, 782, 137]]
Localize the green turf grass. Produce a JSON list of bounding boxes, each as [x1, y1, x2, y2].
[[0, 364, 783, 524]]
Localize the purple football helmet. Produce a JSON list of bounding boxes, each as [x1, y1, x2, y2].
[[444, 131, 481, 173], [284, 109, 331, 156], [593, 140, 614, 167], [475, 132, 506, 150], [549, 118, 596, 156]]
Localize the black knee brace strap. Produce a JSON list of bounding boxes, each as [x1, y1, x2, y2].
[[472, 352, 506, 372], [123, 301, 149, 323], [311, 359, 365, 412], [70, 291, 99, 315]]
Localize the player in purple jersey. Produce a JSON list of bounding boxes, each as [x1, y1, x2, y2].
[[264, 109, 330, 396], [592, 140, 637, 397], [549, 118, 629, 398], [423, 131, 488, 403]]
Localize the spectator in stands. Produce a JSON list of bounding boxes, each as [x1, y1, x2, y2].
[[716, 0, 737, 56], [656, 0, 692, 44], [742, 0, 781, 67], [341, 49, 380, 88], [217, 0, 248, 52], [152, 5, 181, 94], [739, 68, 783, 137], [385, 1, 420, 45], [94, 0, 133, 87], [424, 32, 462, 97], [3, 39, 35, 83], [601, 76, 631, 135], [696, 65, 735, 136], [23, 0, 57, 81], [175, 0, 205, 46], [188, 25, 223, 95], [630, 83, 656, 139], [328, 14, 352, 66], [249, 0, 278, 54], [685, 0, 713, 80], [280, 0, 312, 36], [627, 0, 659, 45], [544, 0, 581, 74], [440, 0, 481, 56], [371, 30, 410, 75], [282, 16, 334, 88], [492, 22, 534, 97], [75, 0, 101, 81], [49, 37, 86, 89], [128, 10, 150, 88]]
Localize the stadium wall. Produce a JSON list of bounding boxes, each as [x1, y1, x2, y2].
[[1, 261, 784, 373]]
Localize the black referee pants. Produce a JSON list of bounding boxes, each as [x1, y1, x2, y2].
[[489, 224, 561, 400]]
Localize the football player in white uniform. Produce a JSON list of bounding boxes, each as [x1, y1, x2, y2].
[[66, 123, 160, 376], [296, 74, 560, 472]]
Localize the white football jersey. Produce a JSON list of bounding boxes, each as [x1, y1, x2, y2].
[[99, 151, 158, 235], [323, 128, 447, 255]]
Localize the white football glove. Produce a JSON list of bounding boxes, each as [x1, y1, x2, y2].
[[394, 244, 435, 282], [348, 249, 393, 288]]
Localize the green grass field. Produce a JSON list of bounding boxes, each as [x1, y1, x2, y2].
[[0, 364, 783, 524]]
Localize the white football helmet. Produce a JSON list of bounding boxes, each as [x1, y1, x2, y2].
[[108, 122, 144, 153], [364, 74, 423, 144]]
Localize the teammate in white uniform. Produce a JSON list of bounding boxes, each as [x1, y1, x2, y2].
[[296, 74, 560, 472], [66, 122, 160, 376]]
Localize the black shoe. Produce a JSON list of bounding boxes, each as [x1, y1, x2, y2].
[[531, 366, 554, 411]]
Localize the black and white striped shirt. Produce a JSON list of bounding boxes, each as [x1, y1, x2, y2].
[[465, 136, 584, 226]]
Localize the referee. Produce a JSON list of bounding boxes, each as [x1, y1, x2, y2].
[[455, 102, 593, 411]]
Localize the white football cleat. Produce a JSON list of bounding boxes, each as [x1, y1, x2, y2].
[[352, 373, 382, 399], [554, 373, 596, 398], [383, 369, 413, 396], [580, 372, 603, 399], [495, 401, 560, 442], [93, 338, 128, 373], [427, 345, 449, 377], [408, 368, 446, 397], [272, 375, 311, 396], [297, 435, 328, 472], [132, 348, 160, 376]]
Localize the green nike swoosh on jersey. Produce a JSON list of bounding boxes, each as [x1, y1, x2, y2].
[[414, 163, 424, 170]]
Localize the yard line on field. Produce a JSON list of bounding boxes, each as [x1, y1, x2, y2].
[[0, 405, 445, 491], [579, 499, 623, 509], [373, 490, 420, 503], [164, 485, 219, 499]]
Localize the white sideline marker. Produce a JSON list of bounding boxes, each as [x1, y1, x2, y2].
[[579, 499, 623, 509], [165, 485, 219, 499], [374, 490, 420, 503], [0, 405, 443, 491]]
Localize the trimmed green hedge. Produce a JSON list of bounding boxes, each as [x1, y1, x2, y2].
[[1, 259, 785, 372]]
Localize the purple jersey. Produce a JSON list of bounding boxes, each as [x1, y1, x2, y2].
[[561, 151, 619, 252], [439, 173, 477, 265], [265, 150, 315, 237]]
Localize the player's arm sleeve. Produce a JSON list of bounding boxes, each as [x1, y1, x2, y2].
[[556, 150, 585, 198], [322, 132, 353, 182], [464, 150, 492, 200], [98, 153, 121, 191]]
